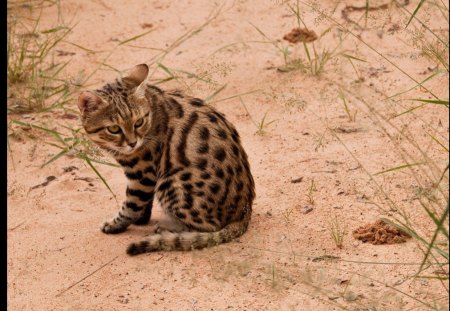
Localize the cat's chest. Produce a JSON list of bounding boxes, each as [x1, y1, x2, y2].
[[116, 145, 162, 180]]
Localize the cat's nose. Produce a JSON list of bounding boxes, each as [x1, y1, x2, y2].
[[128, 141, 137, 148]]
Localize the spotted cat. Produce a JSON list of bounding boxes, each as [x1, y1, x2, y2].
[[77, 64, 255, 255]]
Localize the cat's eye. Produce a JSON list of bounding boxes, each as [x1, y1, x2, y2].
[[134, 118, 144, 128], [107, 125, 121, 134]]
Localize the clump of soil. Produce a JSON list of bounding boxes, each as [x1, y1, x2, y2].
[[283, 27, 317, 43], [353, 219, 411, 245]]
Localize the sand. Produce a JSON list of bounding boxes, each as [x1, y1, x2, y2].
[[7, 0, 449, 310]]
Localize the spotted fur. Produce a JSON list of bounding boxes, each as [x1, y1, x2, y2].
[[78, 64, 255, 255]]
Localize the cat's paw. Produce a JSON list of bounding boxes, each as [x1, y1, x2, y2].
[[100, 219, 128, 234]]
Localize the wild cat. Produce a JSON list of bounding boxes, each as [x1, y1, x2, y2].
[[77, 64, 255, 255]]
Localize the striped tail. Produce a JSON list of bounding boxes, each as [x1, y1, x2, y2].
[[126, 212, 251, 255]]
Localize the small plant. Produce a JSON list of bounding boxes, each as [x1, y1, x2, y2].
[[281, 207, 294, 224], [264, 263, 278, 289], [255, 112, 277, 135], [330, 215, 347, 249], [254, 0, 340, 76], [239, 98, 276, 135], [252, 19, 335, 76], [301, 43, 332, 76], [341, 53, 367, 83], [284, 97, 307, 111], [339, 89, 357, 122], [277, 57, 305, 73], [313, 129, 328, 152], [306, 178, 316, 205], [7, 16, 31, 84], [421, 38, 449, 72], [277, 46, 333, 76], [405, 1, 449, 72], [7, 3, 79, 113], [271, 264, 277, 288]]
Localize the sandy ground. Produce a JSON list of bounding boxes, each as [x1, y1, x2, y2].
[[7, 0, 449, 310]]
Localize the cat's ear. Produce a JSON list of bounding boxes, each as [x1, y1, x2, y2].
[[122, 64, 149, 88], [78, 91, 103, 114]]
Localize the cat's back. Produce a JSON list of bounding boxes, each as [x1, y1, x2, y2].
[[163, 90, 250, 173], [157, 90, 255, 223]]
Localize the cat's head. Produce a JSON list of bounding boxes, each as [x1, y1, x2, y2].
[[78, 64, 152, 156]]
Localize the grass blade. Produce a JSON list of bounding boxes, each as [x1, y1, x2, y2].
[[418, 203, 449, 271], [249, 22, 285, 55], [420, 201, 449, 238], [64, 41, 105, 53], [386, 69, 445, 99], [341, 53, 368, 62], [157, 63, 176, 78], [174, 68, 214, 83], [381, 218, 448, 260], [373, 162, 425, 175], [205, 84, 227, 102], [426, 132, 449, 152], [211, 89, 261, 104], [41, 147, 70, 168], [82, 155, 117, 202], [88, 159, 120, 168], [119, 29, 154, 46], [153, 77, 176, 85], [40, 25, 69, 34], [389, 104, 426, 119], [405, 0, 426, 28], [12, 120, 66, 144], [408, 98, 449, 106], [303, 42, 312, 66], [42, 141, 66, 150]]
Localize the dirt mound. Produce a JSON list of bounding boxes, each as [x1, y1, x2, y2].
[[353, 220, 411, 245], [283, 27, 317, 43]]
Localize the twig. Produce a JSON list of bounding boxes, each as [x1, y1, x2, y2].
[[73, 177, 94, 182], [312, 169, 337, 174], [298, 158, 315, 163], [30, 176, 56, 190], [348, 164, 362, 171], [55, 256, 118, 297], [291, 177, 304, 183], [9, 221, 25, 231]]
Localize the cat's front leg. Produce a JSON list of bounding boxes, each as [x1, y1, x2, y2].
[[101, 180, 155, 234]]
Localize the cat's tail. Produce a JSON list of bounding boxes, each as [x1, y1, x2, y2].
[[126, 209, 251, 255]]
